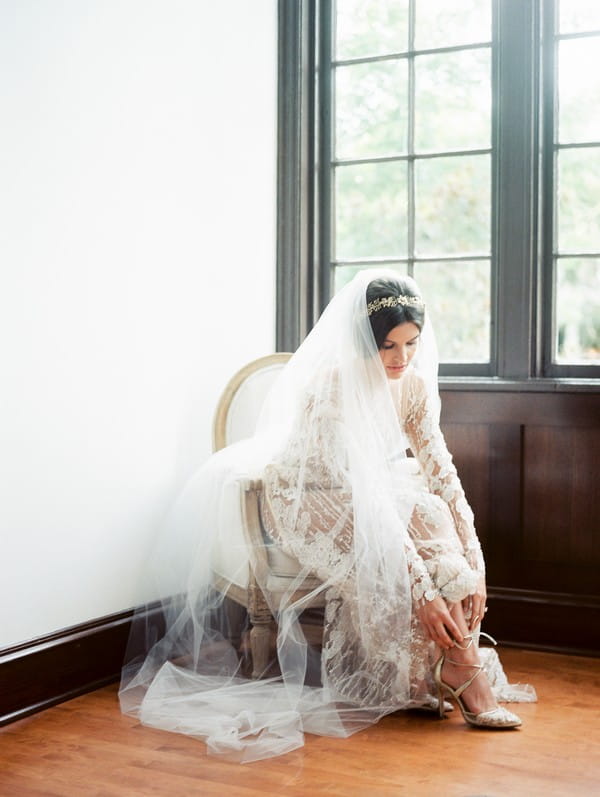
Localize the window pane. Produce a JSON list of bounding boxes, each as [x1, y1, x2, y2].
[[555, 258, 600, 363], [336, 61, 408, 159], [415, 49, 491, 152], [415, 155, 490, 256], [415, 0, 491, 49], [334, 263, 408, 293], [335, 162, 407, 259], [559, 0, 600, 33], [413, 260, 490, 362], [557, 147, 600, 252], [335, 0, 409, 60], [558, 38, 600, 144]]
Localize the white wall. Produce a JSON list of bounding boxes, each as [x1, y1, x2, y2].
[[0, 0, 277, 648]]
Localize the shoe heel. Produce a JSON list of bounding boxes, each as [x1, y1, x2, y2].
[[437, 686, 446, 719]]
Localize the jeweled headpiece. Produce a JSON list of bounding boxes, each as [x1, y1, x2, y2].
[[367, 294, 424, 316]]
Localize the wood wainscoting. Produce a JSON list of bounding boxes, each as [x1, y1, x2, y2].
[[440, 387, 600, 656]]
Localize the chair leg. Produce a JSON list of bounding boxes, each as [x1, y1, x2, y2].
[[250, 620, 271, 678], [248, 583, 273, 678]]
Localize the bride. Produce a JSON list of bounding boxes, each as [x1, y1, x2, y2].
[[120, 269, 535, 762]]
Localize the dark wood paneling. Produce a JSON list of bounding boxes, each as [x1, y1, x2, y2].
[[487, 423, 523, 585], [524, 426, 590, 565], [441, 389, 600, 651], [523, 426, 567, 563], [442, 423, 491, 548], [572, 427, 600, 565], [441, 391, 599, 427], [519, 425, 600, 594], [486, 587, 600, 656]]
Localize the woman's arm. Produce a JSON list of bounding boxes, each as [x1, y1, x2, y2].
[[402, 374, 487, 628], [403, 534, 464, 647]]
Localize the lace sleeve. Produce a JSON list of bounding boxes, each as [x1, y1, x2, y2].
[[402, 374, 485, 577], [404, 533, 440, 607]]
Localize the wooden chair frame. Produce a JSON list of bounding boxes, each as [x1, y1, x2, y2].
[[212, 353, 292, 452], [212, 354, 325, 677]]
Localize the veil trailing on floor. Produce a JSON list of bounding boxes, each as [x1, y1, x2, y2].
[[119, 269, 534, 762]]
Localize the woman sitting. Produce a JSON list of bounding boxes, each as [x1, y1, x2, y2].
[[120, 269, 535, 762]]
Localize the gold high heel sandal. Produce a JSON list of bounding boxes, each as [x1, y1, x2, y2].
[[433, 634, 522, 730]]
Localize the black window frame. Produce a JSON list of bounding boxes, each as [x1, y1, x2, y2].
[[277, 0, 599, 388]]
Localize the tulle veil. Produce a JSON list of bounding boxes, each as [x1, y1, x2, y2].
[[118, 268, 527, 762]]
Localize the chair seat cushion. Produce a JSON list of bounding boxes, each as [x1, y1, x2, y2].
[[265, 573, 323, 593], [264, 543, 322, 593], [265, 542, 305, 576]]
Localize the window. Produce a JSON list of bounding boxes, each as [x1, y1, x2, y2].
[[277, 0, 599, 381], [334, 0, 492, 368], [544, 1, 600, 374]]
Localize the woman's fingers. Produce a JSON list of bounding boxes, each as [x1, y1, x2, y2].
[[418, 598, 468, 649], [436, 628, 453, 649], [470, 595, 486, 630], [462, 593, 472, 618], [423, 619, 449, 648], [445, 615, 463, 646], [436, 611, 462, 649]]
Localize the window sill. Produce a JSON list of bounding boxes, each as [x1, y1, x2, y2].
[[438, 377, 600, 393]]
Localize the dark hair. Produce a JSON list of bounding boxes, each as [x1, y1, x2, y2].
[[366, 277, 425, 350]]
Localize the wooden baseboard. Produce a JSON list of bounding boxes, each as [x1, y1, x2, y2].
[[487, 587, 600, 657], [0, 609, 133, 726], [1, 588, 598, 726]]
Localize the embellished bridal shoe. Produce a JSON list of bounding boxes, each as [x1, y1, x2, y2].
[[433, 634, 522, 730]]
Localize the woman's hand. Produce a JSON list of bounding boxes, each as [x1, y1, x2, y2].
[[416, 595, 463, 650], [464, 575, 487, 631]]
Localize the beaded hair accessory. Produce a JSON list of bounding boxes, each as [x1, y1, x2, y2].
[[367, 294, 424, 316]]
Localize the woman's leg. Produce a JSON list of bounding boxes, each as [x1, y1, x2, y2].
[[440, 600, 498, 714], [406, 495, 521, 723], [407, 493, 498, 710]]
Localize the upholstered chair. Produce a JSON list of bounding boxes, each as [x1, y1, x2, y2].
[[211, 354, 325, 677]]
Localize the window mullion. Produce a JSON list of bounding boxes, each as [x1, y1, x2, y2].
[[539, 0, 556, 376], [276, 0, 318, 352], [316, 0, 334, 314], [494, 0, 539, 379], [407, 0, 416, 278]]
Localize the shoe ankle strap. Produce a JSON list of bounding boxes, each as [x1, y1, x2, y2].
[[480, 631, 497, 646], [453, 633, 474, 650], [445, 657, 482, 669], [453, 630, 498, 650], [443, 658, 483, 697]]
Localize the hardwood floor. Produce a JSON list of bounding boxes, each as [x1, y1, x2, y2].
[[1, 648, 598, 797]]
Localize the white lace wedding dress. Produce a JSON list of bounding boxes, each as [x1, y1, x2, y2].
[[120, 269, 535, 762], [261, 369, 532, 707]]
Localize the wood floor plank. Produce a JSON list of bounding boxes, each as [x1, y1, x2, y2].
[[1, 648, 598, 796]]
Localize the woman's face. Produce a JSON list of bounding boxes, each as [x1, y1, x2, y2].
[[378, 322, 420, 379]]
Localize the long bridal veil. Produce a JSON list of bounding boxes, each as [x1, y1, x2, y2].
[[119, 269, 534, 762]]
